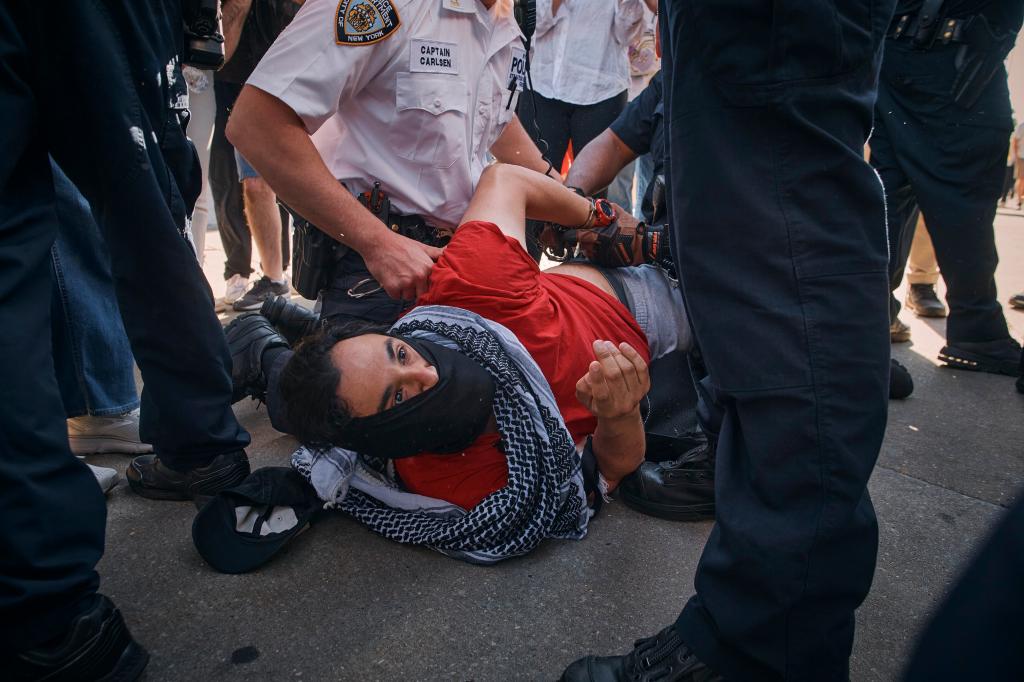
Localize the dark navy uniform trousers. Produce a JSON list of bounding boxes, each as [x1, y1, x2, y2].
[[0, 0, 249, 652], [871, 37, 1012, 344], [659, 1, 893, 679]]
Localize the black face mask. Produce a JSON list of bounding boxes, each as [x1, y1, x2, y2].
[[338, 336, 496, 459]]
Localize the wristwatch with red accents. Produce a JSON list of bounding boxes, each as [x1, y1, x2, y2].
[[591, 198, 617, 228]]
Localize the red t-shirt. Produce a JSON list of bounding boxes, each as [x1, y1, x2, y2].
[[393, 221, 649, 509]]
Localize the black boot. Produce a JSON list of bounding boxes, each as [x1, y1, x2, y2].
[[939, 338, 1023, 377], [224, 313, 290, 403], [260, 295, 321, 344], [617, 442, 714, 521], [905, 283, 947, 318], [561, 624, 723, 682], [890, 358, 914, 400], [8, 594, 148, 681]]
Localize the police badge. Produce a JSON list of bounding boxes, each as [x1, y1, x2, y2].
[[335, 0, 401, 45]]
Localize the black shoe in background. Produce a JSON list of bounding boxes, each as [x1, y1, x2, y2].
[[617, 443, 715, 522], [939, 338, 1023, 377], [890, 318, 911, 343], [232, 275, 290, 312], [890, 358, 914, 400], [560, 624, 723, 682], [260, 295, 320, 344], [224, 313, 290, 403], [905, 283, 947, 318], [127, 450, 250, 501], [8, 594, 148, 681]]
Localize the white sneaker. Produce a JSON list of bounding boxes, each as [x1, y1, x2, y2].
[[86, 462, 119, 495], [223, 273, 249, 304], [67, 409, 154, 456]]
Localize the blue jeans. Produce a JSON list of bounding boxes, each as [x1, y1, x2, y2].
[[49, 162, 138, 418]]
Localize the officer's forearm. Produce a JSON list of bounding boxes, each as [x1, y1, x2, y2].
[[565, 129, 638, 195], [227, 85, 385, 254], [490, 116, 563, 181]]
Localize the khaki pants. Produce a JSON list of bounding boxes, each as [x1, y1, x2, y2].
[[907, 215, 939, 286]]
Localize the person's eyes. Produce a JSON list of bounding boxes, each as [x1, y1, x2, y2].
[[397, 346, 407, 364], [394, 388, 404, 406]]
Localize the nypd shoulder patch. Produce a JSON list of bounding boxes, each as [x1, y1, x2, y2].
[[335, 0, 401, 46]]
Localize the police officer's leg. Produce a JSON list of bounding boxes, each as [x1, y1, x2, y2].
[[523, 90, 572, 174], [38, 1, 250, 487], [212, 80, 254, 284], [0, 2, 124, 668], [568, 90, 628, 166], [874, 43, 1012, 352], [867, 112, 920, 329], [912, 122, 1010, 347], [665, 1, 888, 679]]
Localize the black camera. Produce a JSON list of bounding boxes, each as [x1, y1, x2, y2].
[[183, 0, 226, 70]]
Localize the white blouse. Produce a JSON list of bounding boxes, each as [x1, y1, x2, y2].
[[529, 0, 645, 106]]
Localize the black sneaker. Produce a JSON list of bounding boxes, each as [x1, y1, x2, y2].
[[617, 443, 715, 522], [939, 338, 1023, 377], [126, 450, 250, 501], [8, 594, 148, 681], [905, 283, 947, 318], [561, 624, 723, 682], [890, 358, 914, 400], [224, 313, 289, 403], [232, 276, 290, 312]]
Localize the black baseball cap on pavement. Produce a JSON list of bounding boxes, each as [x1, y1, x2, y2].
[[192, 467, 323, 574]]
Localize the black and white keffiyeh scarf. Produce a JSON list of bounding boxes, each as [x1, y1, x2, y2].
[[291, 305, 590, 564]]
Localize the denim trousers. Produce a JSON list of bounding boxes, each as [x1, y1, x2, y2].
[[50, 161, 139, 418]]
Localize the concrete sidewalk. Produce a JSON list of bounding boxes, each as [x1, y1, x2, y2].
[[88, 212, 1024, 681]]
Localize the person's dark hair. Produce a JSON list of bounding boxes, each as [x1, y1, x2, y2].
[[278, 320, 390, 447]]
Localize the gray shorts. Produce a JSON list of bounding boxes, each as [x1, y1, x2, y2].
[[600, 265, 691, 361]]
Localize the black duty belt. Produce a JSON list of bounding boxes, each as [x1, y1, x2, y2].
[[356, 181, 452, 248], [889, 0, 973, 50]]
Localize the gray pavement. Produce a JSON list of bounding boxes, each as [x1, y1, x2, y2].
[[88, 210, 1024, 681]]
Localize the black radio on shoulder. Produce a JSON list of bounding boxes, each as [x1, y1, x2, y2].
[[182, 0, 226, 70], [514, 0, 536, 43]]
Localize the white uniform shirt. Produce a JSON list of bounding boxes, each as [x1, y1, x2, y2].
[[247, 0, 526, 228], [529, 0, 643, 106]]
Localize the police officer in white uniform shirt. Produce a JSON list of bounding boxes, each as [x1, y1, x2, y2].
[[228, 0, 556, 316]]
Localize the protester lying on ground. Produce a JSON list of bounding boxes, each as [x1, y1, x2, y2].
[[273, 163, 693, 561]]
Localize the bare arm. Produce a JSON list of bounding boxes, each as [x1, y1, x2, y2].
[[564, 128, 638, 194], [460, 163, 593, 248], [221, 0, 253, 63], [490, 115, 563, 181], [227, 85, 442, 300]]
